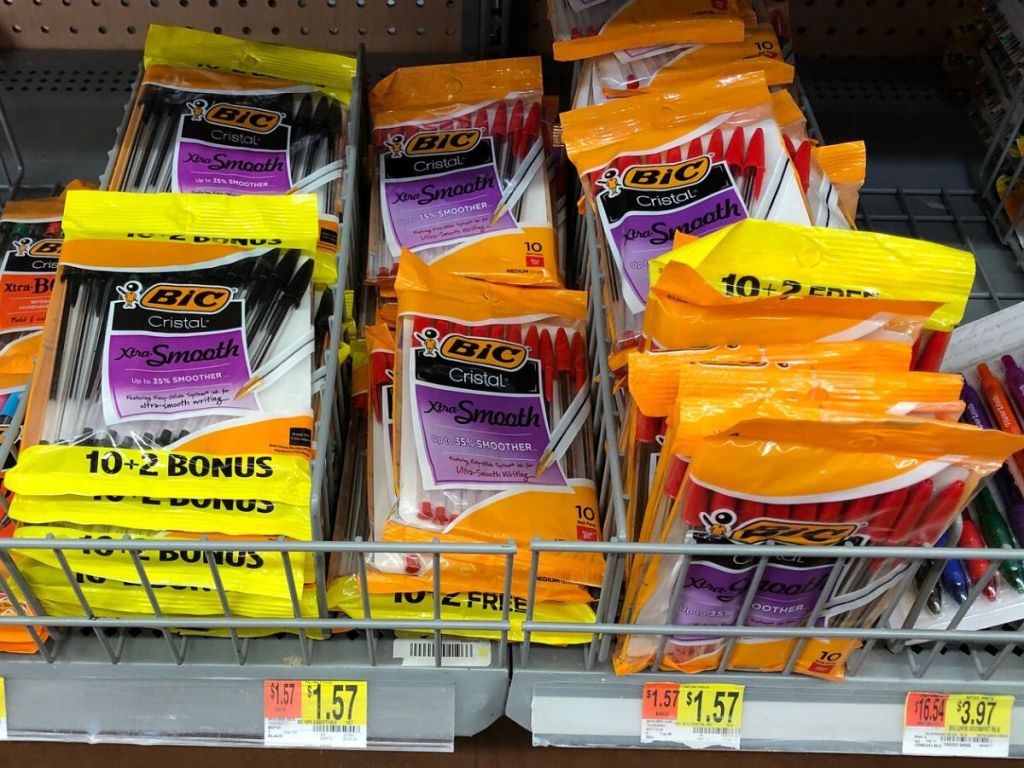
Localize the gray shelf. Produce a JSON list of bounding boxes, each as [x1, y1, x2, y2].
[[4, 50, 1024, 753], [0, 634, 508, 748], [508, 646, 1024, 753]]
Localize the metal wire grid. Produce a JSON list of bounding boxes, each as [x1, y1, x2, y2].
[[980, 76, 1024, 264], [0, 96, 26, 205], [514, 204, 1024, 682], [0, 49, 519, 671]]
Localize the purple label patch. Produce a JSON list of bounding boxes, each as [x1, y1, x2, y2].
[[671, 558, 756, 645], [380, 135, 518, 252], [102, 294, 259, 423], [410, 338, 567, 489], [174, 108, 292, 194], [597, 160, 747, 313]]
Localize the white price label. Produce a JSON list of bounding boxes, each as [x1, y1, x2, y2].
[[264, 680, 367, 749], [393, 638, 491, 667]]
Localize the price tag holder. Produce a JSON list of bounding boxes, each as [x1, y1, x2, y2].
[[264, 680, 367, 748], [904, 692, 1014, 757], [641, 682, 744, 749], [0, 677, 7, 739]]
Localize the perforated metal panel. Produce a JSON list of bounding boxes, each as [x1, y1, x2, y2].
[[0, 0, 471, 53], [791, 0, 974, 57]]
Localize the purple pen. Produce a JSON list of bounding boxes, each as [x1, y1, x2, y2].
[[961, 378, 1024, 513], [1001, 355, 1024, 420]]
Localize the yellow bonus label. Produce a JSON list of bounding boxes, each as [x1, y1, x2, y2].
[[676, 684, 744, 730], [945, 694, 1013, 738]]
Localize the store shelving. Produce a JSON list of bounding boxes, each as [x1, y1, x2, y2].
[[4, 3, 1024, 755]]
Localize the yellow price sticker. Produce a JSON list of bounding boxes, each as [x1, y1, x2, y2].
[[945, 694, 1013, 738], [0, 677, 7, 739], [300, 680, 367, 727], [264, 679, 367, 748], [676, 684, 744, 731]]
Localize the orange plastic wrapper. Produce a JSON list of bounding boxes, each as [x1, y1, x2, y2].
[[616, 416, 1024, 679]]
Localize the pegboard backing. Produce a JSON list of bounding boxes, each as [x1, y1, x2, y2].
[[792, 0, 973, 57], [0, 0, 467, 52]]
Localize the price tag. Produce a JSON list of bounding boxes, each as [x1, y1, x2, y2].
[[0, 677, 7, 739], [904, 692, 1013, 757], [264, 680, 367, 748], [640, 682, 743, 749]]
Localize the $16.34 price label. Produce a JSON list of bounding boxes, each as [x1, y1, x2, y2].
[[264, 680, 367, 748], [640, 682, 744, 749], [904, 692, 1014, 757]]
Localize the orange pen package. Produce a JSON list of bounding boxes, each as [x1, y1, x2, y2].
[[616, 416, 1024, 679]]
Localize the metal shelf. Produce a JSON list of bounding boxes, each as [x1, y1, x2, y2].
[[0, 47, 513, 747], [508, 646, 1024, 752], [5, 49, 1024, 754], [0, 634, 508, 748], [505, 58, 1024, 753]]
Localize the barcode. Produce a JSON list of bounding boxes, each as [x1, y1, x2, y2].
[[407, 640, 476, 659], [310, 724, 362, 734], [939, 734, 994, 745], [689, 727, 740, 736]]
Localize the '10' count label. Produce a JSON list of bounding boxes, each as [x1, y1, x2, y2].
[[640, 682, 744, 749], [904, 692, 1014, 757]]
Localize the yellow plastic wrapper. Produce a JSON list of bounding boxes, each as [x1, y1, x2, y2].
[[329, 574, 594, 645], [650, 219, 975, 331], [18, 558, 319, 619], [14, 524, 312, 599], [9, 494, 312, 541]]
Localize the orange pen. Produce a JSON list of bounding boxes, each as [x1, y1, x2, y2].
[[978, 363, 1024, 477]]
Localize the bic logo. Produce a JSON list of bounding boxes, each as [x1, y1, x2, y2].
[[622, 156, 711, 190], [128, 283, 233, 313], [731, 520, 859, 546], [28, 238, 62, 256], [193, 101, 283, 134], [404, 129, 482, 156], [440, 334, 527, 370], [10, 238, 62, 258]]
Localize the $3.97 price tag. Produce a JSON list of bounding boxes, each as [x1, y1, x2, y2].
[[904, 692, 1014, 757], [263, 680, 367, 748], [640, 682, 744, 749]]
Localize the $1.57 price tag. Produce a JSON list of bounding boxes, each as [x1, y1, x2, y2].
[[264, 680, 367, 748], [904, 692, 1014, 757], [0, 677, 7, 739], [641, 682, 744, 749]]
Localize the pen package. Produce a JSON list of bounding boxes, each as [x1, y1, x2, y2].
[[369, 58, 559, 287], [805, 142, 866, 230], [8, 493, 312, 540], [631, 359, 966, 446], [616, 416, 1024, 679], [0, 522, 48, 653], [619, 340, 918, 564], [0, 196, 63, 351], [16, 556, 319, 622], [13, 523, 312, 599], [7, 192, 319, 506], [594, 25, 794, 97], [549, 0, 746, 61], [562, 72, 811, 346], [645, 261, 937, 350], [651, 219, 976, 332], [387, 253, 603, 588], [106, 26, 354, 287], [359, 323, 596, 597], [367, 323, 397, 542]]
